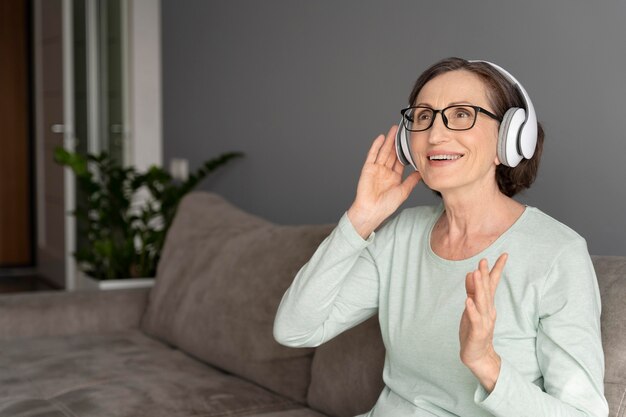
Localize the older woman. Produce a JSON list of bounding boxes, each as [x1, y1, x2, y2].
[[273, 57, 608, 417]]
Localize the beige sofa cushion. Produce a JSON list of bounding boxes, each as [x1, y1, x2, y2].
[[307, 316, 385, 417], [141, 192, 334, 404], [592, 255, 626, 416], [0, 330, 310, 417]]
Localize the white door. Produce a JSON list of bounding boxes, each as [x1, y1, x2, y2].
[[33, 0, 76, 289], [33, 0, 161, 289]]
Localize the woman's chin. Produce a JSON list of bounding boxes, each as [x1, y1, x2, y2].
[[421, 176, 457, 194]]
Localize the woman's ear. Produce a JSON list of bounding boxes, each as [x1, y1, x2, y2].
[[493, 126, 502, 166]]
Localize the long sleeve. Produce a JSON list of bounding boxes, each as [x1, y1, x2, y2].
[[273, 211, 381, 348], [474, 239, 609, 417]]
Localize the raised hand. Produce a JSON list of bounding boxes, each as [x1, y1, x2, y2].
[[347, 125, 422, 239], [459, 253, 508, 392]]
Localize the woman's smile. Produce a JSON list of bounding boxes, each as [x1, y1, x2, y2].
[[427, 151, 465, 167]]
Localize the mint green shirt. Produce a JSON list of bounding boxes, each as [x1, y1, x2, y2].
[[274, 205, 608, 416]]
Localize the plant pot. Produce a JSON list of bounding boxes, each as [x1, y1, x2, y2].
[[76, 270, 155, 291]]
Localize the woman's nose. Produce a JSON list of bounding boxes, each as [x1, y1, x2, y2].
[[427, 113, 449, 145]]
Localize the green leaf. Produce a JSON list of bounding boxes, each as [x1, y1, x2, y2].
[[55, 148, 243, 279]]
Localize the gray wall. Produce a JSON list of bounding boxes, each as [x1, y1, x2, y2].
[[162, 0, 626, 256]]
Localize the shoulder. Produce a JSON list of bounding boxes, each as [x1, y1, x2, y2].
[[514, 206, 587, 249], [382, 204, 441, 232], [398, 204, 442, 220], [368, 205, 439, 253], [506, 206, 591, 277]]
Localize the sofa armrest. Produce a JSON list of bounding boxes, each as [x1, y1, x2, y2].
[[0, 288, 150, 341]]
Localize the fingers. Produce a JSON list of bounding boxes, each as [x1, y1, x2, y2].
[[488, 253, 508, 297], [465, 297, 479, 323], [366, 125, 402, 170], [374, 125, 399, 168], [464, 292, 485, 331], [476, 255, 508, 296], [365, 134, 385, 165], [465, 271, 475, 295], [467, 255, 508, 316], [384, 125, 400, 168], [400, 171, 422, 196], [479, 259, 491, 298], [472, 269, 489, 314], [461, 256, 508, 368], [392, 157, 404, 175]]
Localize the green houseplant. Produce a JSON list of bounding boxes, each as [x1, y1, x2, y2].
[[54, 148, 243, 281]]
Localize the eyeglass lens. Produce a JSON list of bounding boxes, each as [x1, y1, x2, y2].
[[405, 106, 477, 131]]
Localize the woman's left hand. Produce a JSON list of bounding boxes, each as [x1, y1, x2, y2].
[[459, 253, 508, 392]]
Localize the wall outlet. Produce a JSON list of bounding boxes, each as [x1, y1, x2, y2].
[[169, 158, 189, 181]]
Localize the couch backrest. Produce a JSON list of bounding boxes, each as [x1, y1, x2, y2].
[[307, 316, 385, 417], [592, 255, 626, 416], [140, 192, 626, 416], [141, 192, 334, 405]]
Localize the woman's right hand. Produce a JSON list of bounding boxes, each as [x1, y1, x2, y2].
[[347, 125, 422, 239]]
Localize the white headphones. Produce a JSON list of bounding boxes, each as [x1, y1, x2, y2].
[[395, 60, 538, 170]]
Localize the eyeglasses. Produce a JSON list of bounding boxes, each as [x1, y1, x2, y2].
[[400, 105, 500, 132]]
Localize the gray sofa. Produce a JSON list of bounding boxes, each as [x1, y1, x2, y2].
[[0, 192, 624, 417]]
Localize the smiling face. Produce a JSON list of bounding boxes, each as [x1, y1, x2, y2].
[[410, 70, 501, 196]]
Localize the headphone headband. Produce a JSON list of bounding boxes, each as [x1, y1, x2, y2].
[[469, 60, 537, 159]]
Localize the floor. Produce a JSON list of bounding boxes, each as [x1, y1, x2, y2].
[[0, 269, 58, 293]]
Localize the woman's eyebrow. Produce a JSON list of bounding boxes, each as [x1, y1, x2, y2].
[[413, 101, 473, 107]]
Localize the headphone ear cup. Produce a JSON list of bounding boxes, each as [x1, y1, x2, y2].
[[498, 108, 525, 168], [395, 122, 409, 166], [395, 120, 419, 171]]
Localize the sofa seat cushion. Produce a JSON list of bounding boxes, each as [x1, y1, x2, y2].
[[0, 330, 321, 417], [141, 192, 334, 404]]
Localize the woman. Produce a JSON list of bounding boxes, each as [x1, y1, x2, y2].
[[273, 57, 608, 417]]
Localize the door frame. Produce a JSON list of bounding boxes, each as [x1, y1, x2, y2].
[[33, 0, 162, 290], [62, 0, 77, 290]]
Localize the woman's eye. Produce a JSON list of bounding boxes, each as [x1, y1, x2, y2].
[[454, 109, 472, 118], [417, 111, 431, 121]]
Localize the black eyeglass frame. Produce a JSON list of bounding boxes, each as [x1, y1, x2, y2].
[[400, 105, 501, 132]]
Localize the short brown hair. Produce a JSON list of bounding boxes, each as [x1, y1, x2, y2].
[[408, 57, 544, 197]]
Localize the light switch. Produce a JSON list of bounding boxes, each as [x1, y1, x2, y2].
[[169, 158, 189, 181]]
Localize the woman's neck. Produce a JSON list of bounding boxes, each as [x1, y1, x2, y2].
[[433, 183, 525, 258]]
